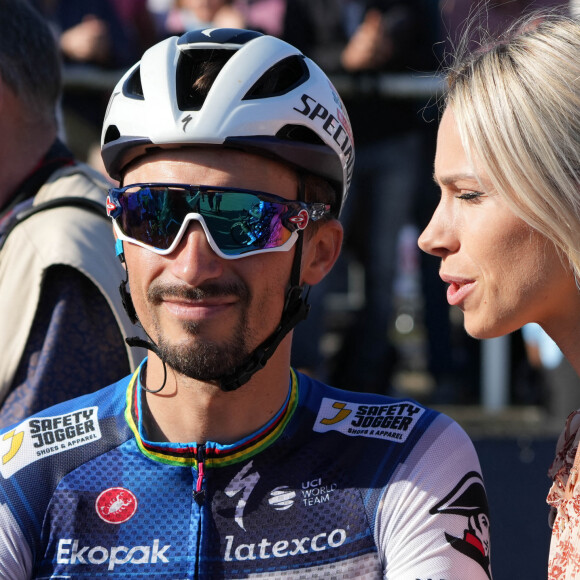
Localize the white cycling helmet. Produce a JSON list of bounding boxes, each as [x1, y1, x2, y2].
[[101, 28, 354, 216]]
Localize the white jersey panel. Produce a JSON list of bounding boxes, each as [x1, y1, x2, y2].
[[378, 415, 492, 579], [0, 503, 33, 580]]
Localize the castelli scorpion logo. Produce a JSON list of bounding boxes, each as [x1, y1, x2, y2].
[[96, 487, 138, 524]]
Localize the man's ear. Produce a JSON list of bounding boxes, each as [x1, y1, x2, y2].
[[301, 220, 343, 286]]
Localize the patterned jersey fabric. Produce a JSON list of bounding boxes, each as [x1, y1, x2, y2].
[[0, 364, 492, 579]]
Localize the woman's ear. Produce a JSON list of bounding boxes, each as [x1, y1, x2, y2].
[[301, 220, 343, 286]]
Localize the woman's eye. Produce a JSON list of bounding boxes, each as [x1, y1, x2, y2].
[[457, 191, 484, 201]]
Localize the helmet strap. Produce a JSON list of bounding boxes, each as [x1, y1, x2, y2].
[[219, 232, 310, 391], [126, 336, 169, 394], [117, 240, 139, 326], [120, 279, 139, 325], [118, 256, 169, 394]]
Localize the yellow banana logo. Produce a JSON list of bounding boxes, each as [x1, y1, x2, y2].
[[320, 402, 351, 425], [2, 429, 24, 465]]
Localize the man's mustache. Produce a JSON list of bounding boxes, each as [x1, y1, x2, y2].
[[147, 281, 250, 304]]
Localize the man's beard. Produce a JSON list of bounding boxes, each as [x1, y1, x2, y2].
[[148, 280, 254, 382]]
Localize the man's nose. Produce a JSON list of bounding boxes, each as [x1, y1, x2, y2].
[[168, 221, 224, 285]]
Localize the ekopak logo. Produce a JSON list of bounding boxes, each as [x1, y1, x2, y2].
[[96, 487, 138, 524]]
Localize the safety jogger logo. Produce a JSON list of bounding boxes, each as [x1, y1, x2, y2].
[[0, 407, 101, 478], [313, 398, 424, 443]]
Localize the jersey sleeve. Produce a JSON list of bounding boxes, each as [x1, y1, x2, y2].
[[377, 415, 492, 579], [0, 503, 33, 580]]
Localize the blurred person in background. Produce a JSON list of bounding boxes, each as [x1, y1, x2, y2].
[[0, 0, 144, 428], [111, 0, 159, 55], [440, 0, 567, 58], [417, 12, 580, 577], [164, 0, 246, 34], [147, 0, 284, 41], [235, 0, 286, 36], [32, 0, 139, 162], [284, 0, 437, 392]]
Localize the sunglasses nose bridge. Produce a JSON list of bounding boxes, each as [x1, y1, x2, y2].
[[176, 212, 207, 243], [173, 213, 222, 256], [166, 214, 226, 284]]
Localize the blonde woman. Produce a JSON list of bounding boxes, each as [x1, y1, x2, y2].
[[418, 12, 580, 578]]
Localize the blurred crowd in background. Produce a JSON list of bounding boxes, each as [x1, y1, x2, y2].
[[31, 0, 580, 420]]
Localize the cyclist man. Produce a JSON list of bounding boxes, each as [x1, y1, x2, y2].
[[0, 28, 492, 578]]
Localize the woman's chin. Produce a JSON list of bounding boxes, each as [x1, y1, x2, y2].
[[464, 320, 512, 341]]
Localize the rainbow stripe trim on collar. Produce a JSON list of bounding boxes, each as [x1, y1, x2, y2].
[[124, 363, 299, 469]]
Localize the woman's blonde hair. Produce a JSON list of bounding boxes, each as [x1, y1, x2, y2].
[[445, 12, 580, 279]]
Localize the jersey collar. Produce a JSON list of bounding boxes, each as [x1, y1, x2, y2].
[[124, 361, 299, 469]]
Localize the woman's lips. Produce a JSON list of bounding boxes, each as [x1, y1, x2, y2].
[[443, 278, 476, 307]]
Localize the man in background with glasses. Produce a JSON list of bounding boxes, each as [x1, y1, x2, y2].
[[0, 0, 144, 430], [0, 27, 492, 579]]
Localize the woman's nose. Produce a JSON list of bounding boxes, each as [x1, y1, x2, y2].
[[418, 206, 458, 258]]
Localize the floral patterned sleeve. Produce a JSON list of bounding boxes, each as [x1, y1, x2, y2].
[[547, 409, 580, 579]]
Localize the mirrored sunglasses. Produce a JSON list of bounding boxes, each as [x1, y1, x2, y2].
[[106, 183, 331, 259]]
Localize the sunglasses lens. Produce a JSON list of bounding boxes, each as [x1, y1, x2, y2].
[[116, 186, 182, 250], [204, 192, 294, 255], [116, 186, 295, 255]]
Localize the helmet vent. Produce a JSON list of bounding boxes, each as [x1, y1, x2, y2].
[[103, 125, 121, 145], [276, 124, 326, 146], [123, 67, 144, 100], [244, 56, 309, 100], [177, 49, 235, 110]]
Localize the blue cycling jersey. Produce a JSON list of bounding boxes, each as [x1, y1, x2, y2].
[[0, 364, 492, 579]]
